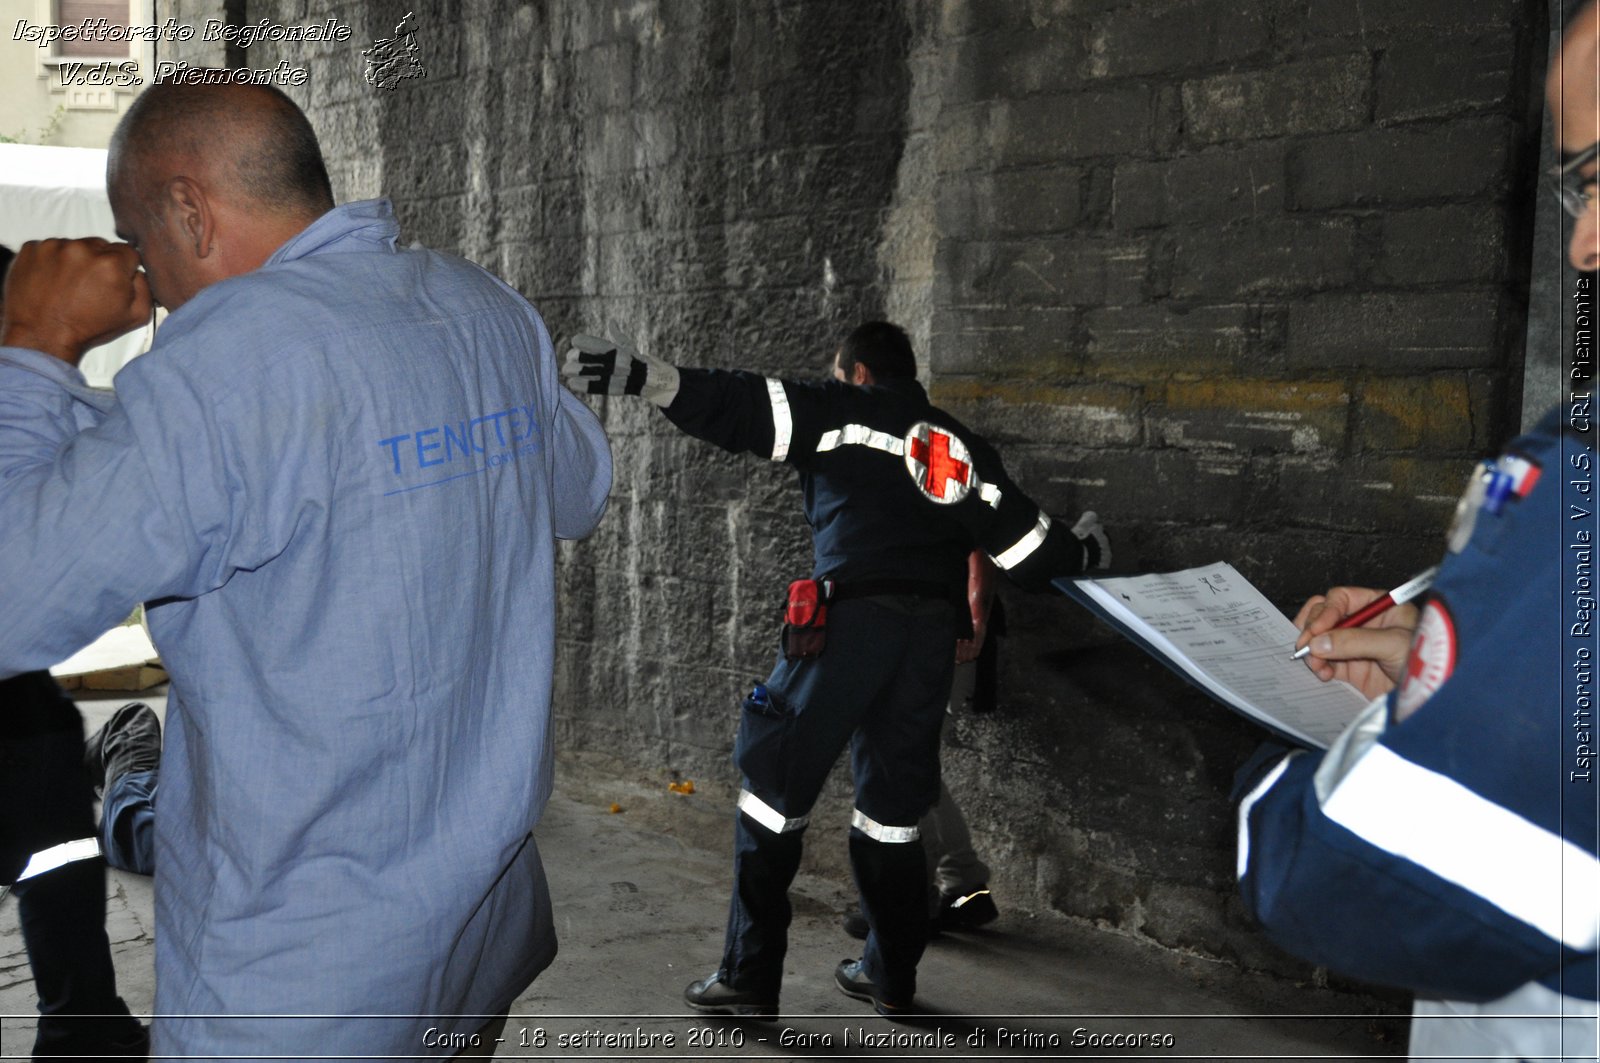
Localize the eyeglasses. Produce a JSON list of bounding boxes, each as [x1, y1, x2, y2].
[[1550, 141, 1600, 219]]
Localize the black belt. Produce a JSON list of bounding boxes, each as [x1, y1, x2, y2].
[[828, 577, 971, 638], [829, 577, 961, 603]]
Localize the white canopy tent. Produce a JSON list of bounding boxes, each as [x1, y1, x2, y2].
[[0, 142, 154, 387]]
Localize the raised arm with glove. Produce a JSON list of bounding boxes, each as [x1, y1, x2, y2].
[[562, 333, 1109, 591]]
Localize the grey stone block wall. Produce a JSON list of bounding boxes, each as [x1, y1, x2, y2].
[[907, 0, 1543, 983], [188, 0, 1541, 986]]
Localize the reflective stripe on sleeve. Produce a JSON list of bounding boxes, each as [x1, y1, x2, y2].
[[17, 837, 102, 881], [812, 424, 1002, 508], [993, 512, 1052, 570], [1321, 745, 1600, 952], [851, 808, 919, 843], [766, 378, 793, 461], [738, 788, 810, 833], [1235, 753, 1298, 879], [816, 424, 906, 456]]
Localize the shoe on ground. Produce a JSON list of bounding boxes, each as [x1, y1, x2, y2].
[[935, 885, 998, 932], [833, 958, 912, 1020], [84, 703, 161, 796], [34, 1014, 148, 1057], [683, 970, 777, 1021]]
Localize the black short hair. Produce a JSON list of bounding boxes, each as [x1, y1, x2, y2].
[[0, 244, 13, 307], [837, 321, 917, 382]]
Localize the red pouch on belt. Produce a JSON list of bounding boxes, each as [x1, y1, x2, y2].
[[782, 578, 832, 659]]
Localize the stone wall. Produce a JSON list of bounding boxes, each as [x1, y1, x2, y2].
[[906, 0, 1545, 974], [180, 0, 1544, 981]]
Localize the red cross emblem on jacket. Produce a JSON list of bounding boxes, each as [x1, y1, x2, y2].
[[904, 421, 974, 505]]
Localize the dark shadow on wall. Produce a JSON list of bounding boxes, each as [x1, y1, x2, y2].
[[360, 0, 914, 353]]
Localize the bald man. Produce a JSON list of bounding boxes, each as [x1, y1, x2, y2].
[[0, 83, 612, 1058], [1233, 12, 1600, 1061]]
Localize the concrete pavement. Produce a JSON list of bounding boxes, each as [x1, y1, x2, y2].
[[1, 691, 1405, 1060]]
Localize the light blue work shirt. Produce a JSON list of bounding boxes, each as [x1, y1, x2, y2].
[[0, 200, 612, 1058]]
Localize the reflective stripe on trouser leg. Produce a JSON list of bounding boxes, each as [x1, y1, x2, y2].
[[852, 808, 920, 843], [17, 837, 102, 881], [738, 789, 810, 833]]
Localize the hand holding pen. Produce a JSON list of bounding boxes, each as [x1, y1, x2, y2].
[[1290, 567, 1436, 662], [1290, 569, 1435, 701]]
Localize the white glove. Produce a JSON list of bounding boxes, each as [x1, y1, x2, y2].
[[562, 334, 681, 407], [1070, 510, 1111, 571]]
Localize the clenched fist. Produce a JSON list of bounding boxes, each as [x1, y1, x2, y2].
[[1, 238, 152, 366]]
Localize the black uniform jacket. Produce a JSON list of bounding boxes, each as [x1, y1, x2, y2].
[[662, 368, 1088, 592]]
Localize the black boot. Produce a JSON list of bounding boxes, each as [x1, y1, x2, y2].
[[934, 885, 998, 932], [683, 970, 777, 1020], [84, 704, 161, 795]]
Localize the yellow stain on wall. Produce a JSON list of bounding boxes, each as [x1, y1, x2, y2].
[[1160, 378, 1350, 412], [929, 379, 1139, 410], [1358, 376, 1473, 451]]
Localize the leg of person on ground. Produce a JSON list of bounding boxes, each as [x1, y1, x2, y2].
[[689, 642, 874, 1016], [843, 665, 995, 943], [922, 663, 982, 914], [839, 597, 955, 1016], [923, 781, 997, 931], [687, 598, 938, 1018], [1, 673, 147, 1058], [84, 703, 161, 877]]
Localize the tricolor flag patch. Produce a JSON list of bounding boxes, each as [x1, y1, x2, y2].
[[1499, 454, 1541, 498], [1483, 453, 1542, 516]]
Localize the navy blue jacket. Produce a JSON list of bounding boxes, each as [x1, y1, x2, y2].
[[663, 368, 1088, 591], [1237, 408, 1599, 1005]]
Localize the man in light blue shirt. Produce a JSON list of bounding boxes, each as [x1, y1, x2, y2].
[[0, 82, 611, 1058]]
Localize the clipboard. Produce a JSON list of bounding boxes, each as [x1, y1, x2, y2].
[[1056, 562, 1372, 750]]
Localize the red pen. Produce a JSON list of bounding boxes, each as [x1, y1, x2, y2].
[[1290, 566, 1439, 660]]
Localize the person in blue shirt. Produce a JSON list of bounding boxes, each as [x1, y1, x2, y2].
[[1236, 9, 1600, 1058], [0, 82, 611, 1060]]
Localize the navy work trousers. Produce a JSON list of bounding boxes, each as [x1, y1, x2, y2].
[[720, 595, 957, 1002], [0, 672, 142, 1057]]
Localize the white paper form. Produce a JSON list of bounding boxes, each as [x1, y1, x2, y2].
[[1072, 562, 1371, 749]]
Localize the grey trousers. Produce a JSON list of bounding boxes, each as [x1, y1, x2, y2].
[[924, 662, 991, 902]]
